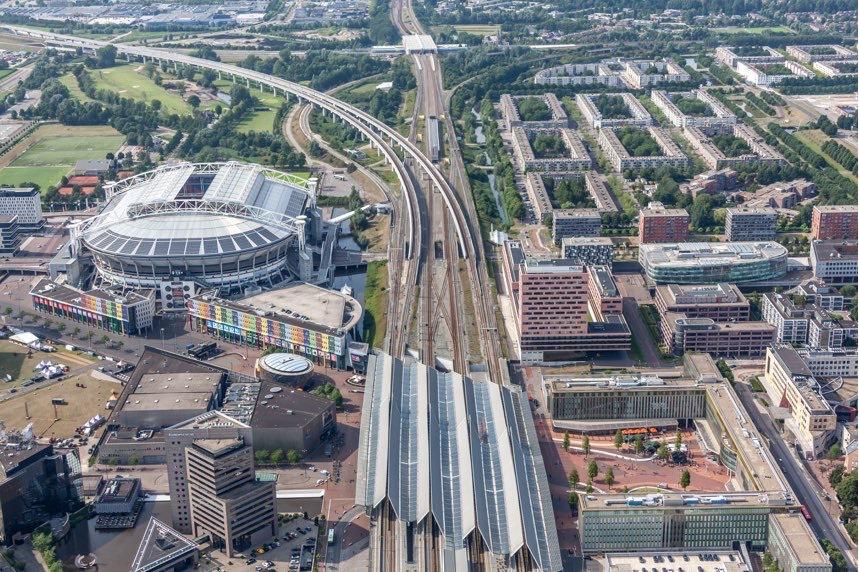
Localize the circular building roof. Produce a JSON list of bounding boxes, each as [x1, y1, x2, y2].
[[259, 353, 314, 376]]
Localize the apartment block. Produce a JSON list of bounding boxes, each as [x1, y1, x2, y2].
[[552, 209, 602, 243], [511, 127, 592, 172], [786, 44, 856, 63], [738, 179, 817, 209], [500, 93, 569, 131], [562, 236, 614, 266], [811, 205, 857, 240], [810, 240, 858, 284], [621, 59, 691, 89], [575, 92, 652, 129], [599, 126, 689, 172], [534, 61, 625, 87], [812, 60, 858, 78], [735, 60, 814, 86], [762, 293, 811, 344], [638, 202, 689, 244], [725, 207, 777, 241], [714, 46, 783, 69], [682, 124, 785, 170], [794, 280, 845, 311], [763, 346, 836, 458], [651, 89, 737, 129]]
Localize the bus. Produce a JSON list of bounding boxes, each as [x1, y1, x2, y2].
[[800, 506, 812, 522], [327, 528, 336, 544]]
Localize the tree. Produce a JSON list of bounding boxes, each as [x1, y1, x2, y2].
[[634, 434, 645, 455], [826, 443, 843, 460], [563, 431, 570, 452], [657, 441, 670, 461], [582, 434, 590, 456], [270, 449, 285, 464], [187, 95, 201, 109], [567, 491, 578, 512], [286, 449, 301, 465], [604, 466, 615, 488], [96, 44, 117, 68], [614, 430, 624, 451], [568, 468, 579, 490], [255, 449, 271, 464], [587, 459, 599, 481], [680, 469, 691, 490], [100, 334, 110, 345], [585, 479, 593, 493], [674, 430, 683, 451]]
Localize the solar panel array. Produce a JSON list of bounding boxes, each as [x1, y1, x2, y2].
[[355, 352, 562, 571]]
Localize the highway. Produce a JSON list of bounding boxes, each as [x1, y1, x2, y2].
[[735, 383, 858, 572]]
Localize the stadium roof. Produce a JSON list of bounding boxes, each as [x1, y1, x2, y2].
[[355, 352, 562, 571]]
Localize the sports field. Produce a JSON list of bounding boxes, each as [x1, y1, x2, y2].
[[0, 124, 124, 192], [89, 64, 191, 115]]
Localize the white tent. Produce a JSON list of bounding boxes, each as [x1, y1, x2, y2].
[[9, 332, 39, 346]]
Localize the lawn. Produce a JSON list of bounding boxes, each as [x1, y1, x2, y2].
[[796, 129, 858, 183], [0, 339, 94, 390], [450, 24, 500, 36], [60, 72, 94, 103], [0, 374, 118, 439], [89, 64, 191, 115], [362, 260, 388, 350], [0, 124, 124, 192], [712, 26, 795, 35], [236, 91, 287, 134]]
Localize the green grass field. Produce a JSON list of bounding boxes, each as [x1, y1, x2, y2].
[[60, 73, 94, 103], [0, 124, 124, 192], [236, 91, 286, 134], [447, 24, 500, 36], [89, 64, 191, 115], [796, 129, 858, 183], [713, 26, 795, 35]]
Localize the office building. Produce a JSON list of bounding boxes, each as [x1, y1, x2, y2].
[[0, 215, 19, 254], [662, 313, 775, 357], [811, 205, 857, 240], [797, 347, 858, 378], [725, 207, 777, 241], [605, 551, 750, 572], [810, 240, 858, 284], [31, 278, 155, 335], [183, 436, 276, 557], [767, 512, 832, 572], [0, 432, 82, 543], [639, 242, 788, 284], [655, 283, 750, 322], [562, 236, 614, 265], [763, 346, 836, 458], [553, 209, 602, 243], [638, 203, 689, 244], [0, 187, 43, 231], [501, 241, 630, 362], [587, 265, 623, 319], [187, 282, 363, 369], [130, 517, 200, 572]]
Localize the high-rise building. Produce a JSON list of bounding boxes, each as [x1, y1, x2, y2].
[[725, 207, 777, 241], [638, 203, 689, 244], [811, 205, 857, 240], [0, 187, 43, 232], [0, 215, 19, 254], [562, 236, 614, 265]]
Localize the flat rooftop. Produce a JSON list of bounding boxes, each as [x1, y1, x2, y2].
[[562, 237, 613, 247], [658, 283, 747, 306], [122, 392, 213, 412], [31, 278, 153, 306], [770, 512, 831, 566], [249, 384, 334, 429], [192, 437, 244, 457], [590, 265, 619, 297], [554, 208, 601, 219], [97, 477, 140, 504], [133, 373, 222, 395], [580, 491, 782, 510], [605, 551, 749, 572], [641, 241, 788, 266], [547, 373, 703, 393], [814, 205, 857, 213]]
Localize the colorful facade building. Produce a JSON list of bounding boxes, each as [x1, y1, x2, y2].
[[30, 278, 155, 335], [186, 282, 362, 369]]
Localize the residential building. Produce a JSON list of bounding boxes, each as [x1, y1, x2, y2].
[[793, 280, 845, 310], [714, 46, 783, 69], [808, 309, 854, 349], [735, 60, 814, 86], [683, 168, 739, 198], [0, 187, 44, 231], [651, 89, 737, 129], [682, 124, 785, 170], [786, 44, 856, 63], [725, 207, 777, 241], [763, 346, 836, 458], [561, 236, 614, 265], [762, 293, 811, 344], [575, 92, 653, 129], [0, 215, 19, 254], [639, 242, 789, 284], [620, 59, 691, 88], [534, 60, 625, 87], [810, 240, 858, 284], [31, 278, 155, 335], [552, 209, 601, 243], [500, 93, 569, 130], [737, 179, 817, 209], [598, 126, 689, 172], [797, 347, 858, 378], [638, 203, 689, 244], [511, 127, 592, 172], [662, 313, 776, 357], [811, 205, 857, 240]]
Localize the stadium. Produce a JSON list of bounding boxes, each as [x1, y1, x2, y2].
[[73, 162, 313, 296]]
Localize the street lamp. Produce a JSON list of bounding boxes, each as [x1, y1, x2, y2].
[[160, 327, 165, 350]]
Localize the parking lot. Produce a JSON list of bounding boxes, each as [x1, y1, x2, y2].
[[200, 516, 320, 572]]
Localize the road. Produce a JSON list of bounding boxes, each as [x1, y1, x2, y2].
[[735, 383, 857, 571]]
